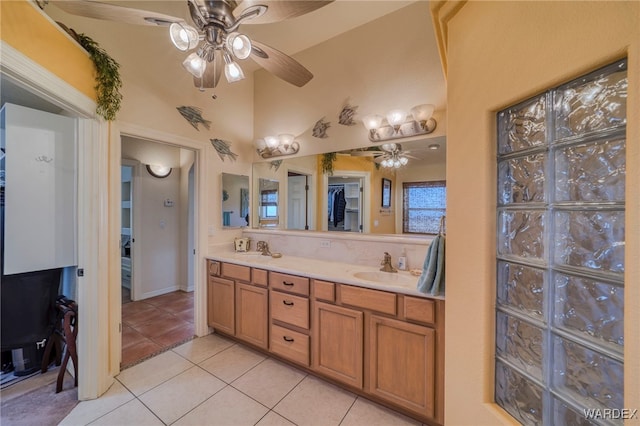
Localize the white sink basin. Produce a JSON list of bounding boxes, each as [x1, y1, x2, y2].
[[352, 271, 416, 286]]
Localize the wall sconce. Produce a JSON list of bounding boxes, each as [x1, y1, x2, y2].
[[255, 134, 300, 159], [362, 104, 437, 142], [146, 164, 172, 178]]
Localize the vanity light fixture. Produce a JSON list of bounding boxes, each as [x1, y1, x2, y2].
[[146, 164, 172, 178], [255, 134, 300, 159], [362, 104, 437, 142]]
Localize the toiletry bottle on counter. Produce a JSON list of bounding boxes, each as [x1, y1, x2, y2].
[[398, 249, 407, 271]]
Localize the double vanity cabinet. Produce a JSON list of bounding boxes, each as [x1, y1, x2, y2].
[[207, 259, 445, 426]]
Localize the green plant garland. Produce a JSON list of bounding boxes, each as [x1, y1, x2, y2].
[[75, 33, 122, 121], [321, 152, 337, 175]]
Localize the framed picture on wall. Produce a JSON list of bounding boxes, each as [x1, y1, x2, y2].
[[382, 178, 392, 208]]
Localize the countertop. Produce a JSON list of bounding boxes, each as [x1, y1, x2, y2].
[[207, 249, 444, 300]]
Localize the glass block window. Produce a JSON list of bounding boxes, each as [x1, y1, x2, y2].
[[496, 59, 626, 425], [402, 181, 446, 234]]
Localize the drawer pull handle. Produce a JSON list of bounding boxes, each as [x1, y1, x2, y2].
[[283, 300, 294, 306], [283, 336, 294, 342], [283, 281, 294, 286]]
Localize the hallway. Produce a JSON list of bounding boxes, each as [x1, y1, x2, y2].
[[122, 291, 194, 368]]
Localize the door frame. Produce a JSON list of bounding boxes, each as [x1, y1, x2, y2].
[[114, 123, 209, 342], [2, 41, 112, 399], [321, 171, 370, 233], [120, 159, 141, 301]]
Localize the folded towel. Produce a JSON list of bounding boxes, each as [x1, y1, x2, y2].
[[416, 234, 445, 295]]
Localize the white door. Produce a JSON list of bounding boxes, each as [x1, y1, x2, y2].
[[287, 174, 307, 230], [1, 103, 77, 274]]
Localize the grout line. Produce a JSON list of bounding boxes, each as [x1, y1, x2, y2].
[[338, 396, 359, 426]]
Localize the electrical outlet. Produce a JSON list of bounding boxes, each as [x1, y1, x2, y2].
[[320, 240, 331, 248]]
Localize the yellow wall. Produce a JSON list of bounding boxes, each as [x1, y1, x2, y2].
[[439, 1, 639, 424], [0, 0, 95, 100], [315, 155, 395, 234]]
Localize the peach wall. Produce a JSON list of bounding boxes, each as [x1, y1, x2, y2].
[[440, 1, 639, 424], [0, 0, 95, 100]]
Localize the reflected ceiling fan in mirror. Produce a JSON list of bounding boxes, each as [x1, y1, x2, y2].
[[349, 143, 417, 169], [52, 0, 333, 90]]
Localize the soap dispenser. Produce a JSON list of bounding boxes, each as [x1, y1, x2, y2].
[[398, 248, 408, 271]]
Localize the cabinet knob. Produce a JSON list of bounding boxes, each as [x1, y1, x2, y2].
[[283, 300, 294, 306]]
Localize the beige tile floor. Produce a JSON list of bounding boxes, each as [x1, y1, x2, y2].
[[60, 333, 424, 426]]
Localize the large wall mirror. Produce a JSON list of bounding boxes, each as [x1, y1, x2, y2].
[[251, 136, 446, 235], [221, 173, 249, 228]]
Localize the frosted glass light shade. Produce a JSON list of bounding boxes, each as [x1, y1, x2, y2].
[[264, 136, 279, 149], [362, 114, 383, 130], [255, 138, 266, 150], [410, 104, 435, 122], [223, 54, 245, 82], [182, 53, 206, 78], [147, 164, 172, 178], [170, 23, 199, 51], [386, 109, 406, 127], [399, 156, 409, 165], [278, 133, 295, 146], [226, 32, 252, 60]]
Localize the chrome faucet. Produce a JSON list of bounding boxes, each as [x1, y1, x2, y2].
[[380, 252, 397, 273], [257, 241, 271, 256]]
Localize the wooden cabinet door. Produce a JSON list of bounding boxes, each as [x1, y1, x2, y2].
[[209, 277, 235, 335], [236, 283, 268, 349], [313, 301, 363, 388], [369, 315, 435, 419]]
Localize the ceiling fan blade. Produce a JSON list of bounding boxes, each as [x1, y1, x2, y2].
[[233, 0, 333, 25], [193, 53, 223, 89], [350, 151, 383, 157], [53, 0, 185, 26], [250, 40, 313, 87]]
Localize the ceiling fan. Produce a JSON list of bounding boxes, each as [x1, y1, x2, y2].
[[52, 0, 334, 89], [349, 143, 418, 168]]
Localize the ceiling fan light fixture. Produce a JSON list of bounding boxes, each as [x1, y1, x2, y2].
[[399, 156, 409, 165], [223, 53, 245, 82], [226, 32, 252, 60], [169, 22, 200, 51], [182, 52, 206, 78]]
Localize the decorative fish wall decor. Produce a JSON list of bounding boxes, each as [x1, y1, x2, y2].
[[339, 103, 358, 126], [210, 138, 238, 162], [313, 118, 331, 139], [270, 160, 283, 171], [177, 106, 212, 131]]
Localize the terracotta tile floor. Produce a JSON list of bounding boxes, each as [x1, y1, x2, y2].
[[121, 291, 195, 369]]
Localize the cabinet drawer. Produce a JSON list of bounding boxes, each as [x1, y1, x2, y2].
[[313, 280, 335, 302], [208, 260, 220, 276], [222, 263, 251, 282], [269, 272, 310, 296], [271, 292, 310, 329], [404, 297, 435, 326], [340, 285, 396, 316], [270, 324, 309, 366], [252, 268, 268, 287]]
